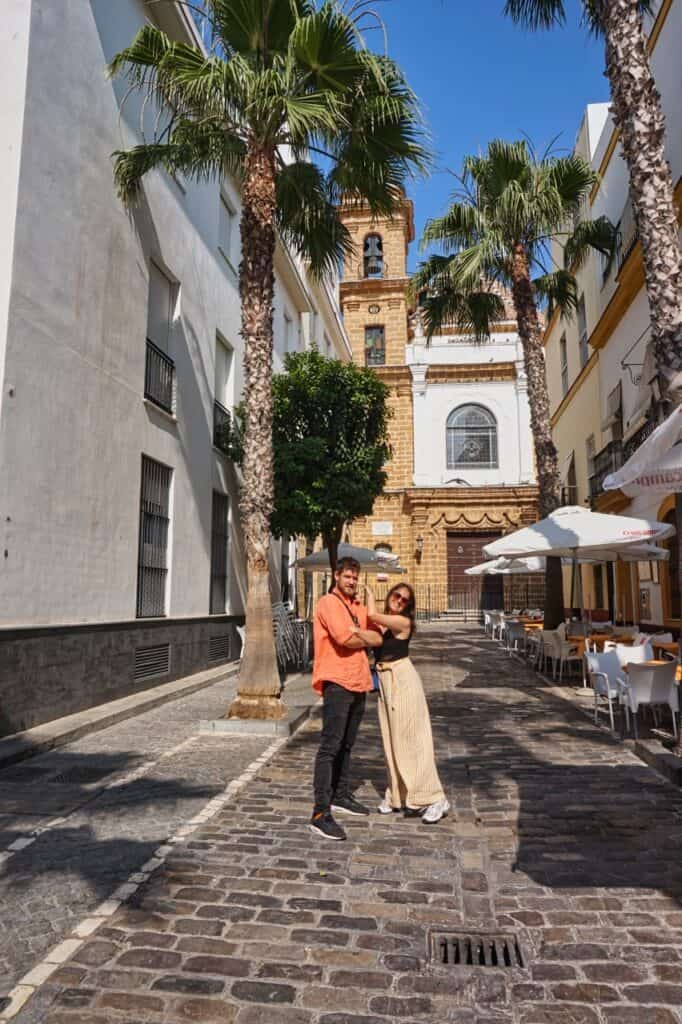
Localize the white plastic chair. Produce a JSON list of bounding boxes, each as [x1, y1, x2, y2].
[[490, 612, 502, 640], [550, 631, 583, 683], [505, 620, 526, 656], [483, 611, 493, 636], [618, 661, 679, 739], [614, 641, 653, 668], [585, 650, 622, 731]]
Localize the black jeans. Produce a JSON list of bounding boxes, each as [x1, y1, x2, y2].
[[313, 682, 366, 813]]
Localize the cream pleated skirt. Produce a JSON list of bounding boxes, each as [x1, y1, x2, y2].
[[376, 656, 445, 810]]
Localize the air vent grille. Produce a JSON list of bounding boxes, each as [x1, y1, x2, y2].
[[209, 633, 231, 664], [134, 643, 171, 681]]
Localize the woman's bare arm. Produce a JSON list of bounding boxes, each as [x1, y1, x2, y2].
[[369, 610, 411, 636]]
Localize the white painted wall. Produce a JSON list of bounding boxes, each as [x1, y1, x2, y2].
[[408, 327, 534, 487], [0, 0, 32, 422], [0, 0, 348, 627]]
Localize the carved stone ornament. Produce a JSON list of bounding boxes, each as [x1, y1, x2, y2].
[[427, 508, 522, 531]]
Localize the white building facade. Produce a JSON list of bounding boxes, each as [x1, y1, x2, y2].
[[0, 0, 349, 734]]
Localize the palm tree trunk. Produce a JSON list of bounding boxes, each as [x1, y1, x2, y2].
[[510, 244, 565, 630], [227, 140, 286, 721], [602, 0, 682, 395]]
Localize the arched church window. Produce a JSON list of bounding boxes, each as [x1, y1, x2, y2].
[[446, 404, 498, 469], [374, 543, 392, 554], [363, 234, 384, 278]]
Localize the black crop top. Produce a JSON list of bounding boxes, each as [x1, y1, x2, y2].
[[375, 627, 411, 663]]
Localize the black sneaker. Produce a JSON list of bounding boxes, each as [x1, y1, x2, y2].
[[403, 806, 426, 819], [331, 795, 371, 816], [309, 811, 347, 841]]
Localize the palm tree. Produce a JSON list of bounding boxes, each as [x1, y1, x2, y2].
[[110, 0, 427, 720], [504, 0, 682, 402], [412, 140, 615, 628]]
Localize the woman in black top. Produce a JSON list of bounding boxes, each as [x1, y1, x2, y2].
[[365, 583, 449, 824]]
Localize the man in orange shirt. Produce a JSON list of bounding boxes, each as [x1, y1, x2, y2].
[[310, 556, 383, 841]]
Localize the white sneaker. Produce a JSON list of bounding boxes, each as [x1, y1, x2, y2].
[[422, 799, 450, 824], [377, 798, 395, 814]]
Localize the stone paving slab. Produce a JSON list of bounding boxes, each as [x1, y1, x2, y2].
[[0, 671, 315, 1000], [6, 626, 682, 1023]]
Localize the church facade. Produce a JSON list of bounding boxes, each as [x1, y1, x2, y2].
[[339, 197, 540, 615]]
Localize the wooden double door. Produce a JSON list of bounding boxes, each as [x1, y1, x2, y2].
[[447, 531, 503, 617]]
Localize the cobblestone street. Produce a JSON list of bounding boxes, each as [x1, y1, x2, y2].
[[5, 623, 682, 1023]]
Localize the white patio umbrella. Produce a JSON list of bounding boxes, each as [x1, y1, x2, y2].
[[484, 506, 674, 559], [292, 543, 405, 574], [465, 556, 546, 576], [483, 507, 674, 622], [603, 405, 682, 496]]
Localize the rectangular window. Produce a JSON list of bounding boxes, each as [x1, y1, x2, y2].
[[147, 262, 174, 353], [284, 312, 297, 354], [214, 335, 233, 408], [136, 456, 172, 618], [219, 194, 236, 267], [559, 334, 568, 396], [214, 335, 234, 453], [577, 294, 588, 367], [365, 325, 385, 366], [585, 434, 596, 479], [210, 491, 229, 614], [145, 263, 176, 413]]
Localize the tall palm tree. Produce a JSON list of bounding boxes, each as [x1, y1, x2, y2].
[[110, 0, 427, 720], [504, 0, 682, 402], [412, 140, 615, 627]]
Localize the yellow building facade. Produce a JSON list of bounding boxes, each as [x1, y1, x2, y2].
[[338, 198, 539, 615], [543, 0, 681, 627]]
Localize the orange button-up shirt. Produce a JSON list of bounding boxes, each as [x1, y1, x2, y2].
[[312, 591, 373, 695]]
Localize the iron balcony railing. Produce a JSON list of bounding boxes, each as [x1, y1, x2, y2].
[[623, 416, 656, 462], [144, 339, 175, 414], [588, 439, 624, 502], [213, 399, 233, 455]]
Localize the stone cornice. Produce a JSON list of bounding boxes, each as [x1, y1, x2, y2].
[[340, 279, 409, 305], [425, 363, 517, 384]]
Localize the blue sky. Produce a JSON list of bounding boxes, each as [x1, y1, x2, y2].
[[369, 0, 610, 270]]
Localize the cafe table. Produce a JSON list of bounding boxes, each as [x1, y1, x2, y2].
[[567, 633, 634, 658]]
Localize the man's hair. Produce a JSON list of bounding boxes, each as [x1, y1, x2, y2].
[[335, 556, 361, 575]]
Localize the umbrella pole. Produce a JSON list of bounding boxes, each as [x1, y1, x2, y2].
[[629, 562, 637, 629], [577, 556, 585, 623], [569, 559, 576, 616]]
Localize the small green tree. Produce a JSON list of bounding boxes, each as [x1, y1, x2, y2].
[[271, 350, 391, 574]]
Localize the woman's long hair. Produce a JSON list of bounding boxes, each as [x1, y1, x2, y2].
[[384, 583, 416, 634]]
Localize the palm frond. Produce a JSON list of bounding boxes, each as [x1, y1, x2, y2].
[[276, 161, 353, 278], [533, 268, 578, 318], [503, 0, 566, 29], [563, 214, 617, 271]]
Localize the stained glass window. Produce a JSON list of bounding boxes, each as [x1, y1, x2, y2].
[[446, 405, 498, 469]]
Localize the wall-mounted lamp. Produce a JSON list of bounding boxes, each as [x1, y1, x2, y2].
[[415, 533, 424, 555]]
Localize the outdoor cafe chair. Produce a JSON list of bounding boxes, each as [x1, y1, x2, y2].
[[505, 620, 527, 656], [618, 660, 678, 739], [614, 641, 653, 667], [490, 611, 503, 640], [483, 610, 493, 636], [585, 650, 622, 732], [550, 631, 583, 683], [525, 628, 542, 666]]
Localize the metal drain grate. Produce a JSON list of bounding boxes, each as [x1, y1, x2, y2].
[[430, 931, 524, 969], [208, 633, 231, 664], [134, 643, 171, 682]]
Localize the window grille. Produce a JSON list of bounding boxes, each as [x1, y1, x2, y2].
[[210, 491, 229, 614], [365, 325, 385, 366], [136, 456, 172, 618], [446, 405, 498, 470], [363, 234, 384, 278]]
